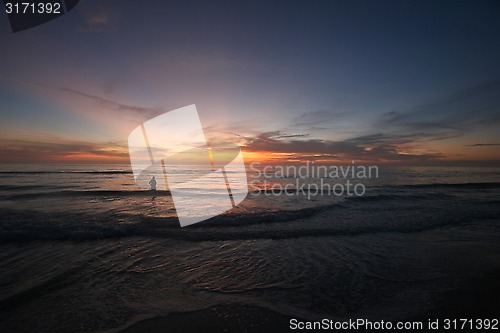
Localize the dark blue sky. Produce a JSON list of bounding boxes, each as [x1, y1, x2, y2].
[[1, 0, 499, 164]]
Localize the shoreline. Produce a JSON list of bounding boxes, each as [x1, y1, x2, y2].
[[120, 305, 292, 333], [121, 269, 500, 333]]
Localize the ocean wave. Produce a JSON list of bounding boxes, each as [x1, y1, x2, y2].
[[4, 190, 171, 200], [0, 184, 68, 191], [0, 213, 490, 243], [0, 206, 327, 242], [0, 171, 131, 175], [1, 199, 499, 243], [383, 182, 500, 189], [3, 182, 498, 201], [345, 192, 457, 203]]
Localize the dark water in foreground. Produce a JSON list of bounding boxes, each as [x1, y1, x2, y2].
[[1, 165, 500, 332]]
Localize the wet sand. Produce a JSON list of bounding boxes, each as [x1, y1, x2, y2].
[[121, 304, 292, 333], [122, 269, 500, 333]]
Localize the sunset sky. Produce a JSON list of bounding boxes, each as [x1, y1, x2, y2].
[[1, 0, 499, 165]]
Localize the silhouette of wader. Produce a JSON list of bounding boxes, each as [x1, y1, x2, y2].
[[149, 176, 157, 191]]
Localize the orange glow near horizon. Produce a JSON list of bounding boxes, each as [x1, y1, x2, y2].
[[1, 139, 498, 166], [53, 148, 500, 166], [59, 152, 129, 164]]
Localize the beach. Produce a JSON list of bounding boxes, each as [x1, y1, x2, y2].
[[1, 165, 499, 332]]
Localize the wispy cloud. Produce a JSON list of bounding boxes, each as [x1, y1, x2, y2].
[[7, 77, 163, 126], [78, 3, 119, 32], [291, 110, 350, 127], [469, 143, 500, 147], [0, 138, 128, 163], [4, 76, 498, 165], [58, 87, 163, 122], [256, 131, 310, 141], [378, 81, 500, 136], [235, 81, 500, 164], [242, 132, 443, 163]]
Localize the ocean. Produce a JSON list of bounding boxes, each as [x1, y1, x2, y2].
[[1, 164, 500, 332]]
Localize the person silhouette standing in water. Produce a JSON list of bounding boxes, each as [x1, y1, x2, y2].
[[149, 176, 157, 191]]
